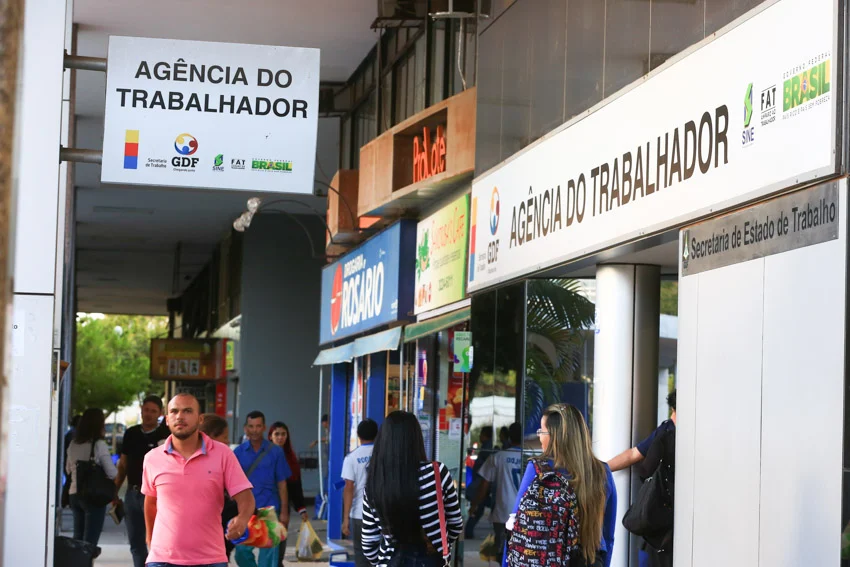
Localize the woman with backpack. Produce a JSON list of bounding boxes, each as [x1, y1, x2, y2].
[[65, 408, 118, 545], [361, 411, 463, 567], [506, 404, 617, 567]]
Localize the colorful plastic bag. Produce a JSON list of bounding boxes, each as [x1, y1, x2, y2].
[[296, 519, 324, 561], [238, 506, 288, 548]]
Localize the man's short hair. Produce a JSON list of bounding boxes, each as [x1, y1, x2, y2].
[[245, 410, 265, 425], [357, 419, 378, 442], [321, 414, 329, 424], [142, 395, 164, 410], [667, 390, 677, 412], [480, 426, 494, 439], [200, 414, 228, 439], [508, 423, 522, 445]]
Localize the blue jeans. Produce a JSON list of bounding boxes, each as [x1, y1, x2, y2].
[[388, 545, 442, 567], [125, 488, 148, 567], [234, 545, 279, 567], [70, 493, 107, 546], [146, 563, 227, 567]]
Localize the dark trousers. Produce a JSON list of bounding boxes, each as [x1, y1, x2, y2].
[[125, 488, 148, 567], [70, 493, 107, 546], [352, 519, 369, 567], [492, 523, 507, 562]]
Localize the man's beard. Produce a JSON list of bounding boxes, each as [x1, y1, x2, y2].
[[172, 424, 198, 440]]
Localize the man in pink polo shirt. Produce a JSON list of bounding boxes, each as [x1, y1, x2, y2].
[[142, 393, 255, 567]]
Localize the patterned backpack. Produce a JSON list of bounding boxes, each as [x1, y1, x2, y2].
[[506, 461, 580, 567]]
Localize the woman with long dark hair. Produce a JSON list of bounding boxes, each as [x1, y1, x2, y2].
[[510, 405, 617, 567], [362, 411, 463, 567], [269, 421, 308, 566], [65, 408, 118, 545]]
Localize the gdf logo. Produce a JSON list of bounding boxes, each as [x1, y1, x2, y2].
[[330, 264, 343, 335], [489, 187, 500, 235]]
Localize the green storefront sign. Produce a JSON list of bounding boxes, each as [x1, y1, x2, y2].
[[414, 194, 469, 314]]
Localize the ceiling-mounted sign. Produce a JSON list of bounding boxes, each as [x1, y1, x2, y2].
[[319, 221, 416, 345], [150, 338, 225, 381], [101, 36, 320, 193], [415, 194, 469, 314], [468, 0, 836, 292]]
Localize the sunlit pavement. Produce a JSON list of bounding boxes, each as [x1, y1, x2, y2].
[[58, 504, 332, 567]]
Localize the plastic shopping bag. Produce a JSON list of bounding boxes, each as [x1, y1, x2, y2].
[[296, 519, 324, 561], [236, 506, 288, 548], [479, 533, 500, 562]]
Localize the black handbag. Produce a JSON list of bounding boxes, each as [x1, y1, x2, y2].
[[76, 441, 115, 507], [622, 459, 673, 538]]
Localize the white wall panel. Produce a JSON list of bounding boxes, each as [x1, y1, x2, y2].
[[691, 259, 764, 567], [758, 187, 846, 567], [12, 0, 65, 294], [3, 295, 55, 566], [673, 269, 699, 566]]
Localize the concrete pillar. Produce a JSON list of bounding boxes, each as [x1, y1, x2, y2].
[[592, 264, 660, 567]]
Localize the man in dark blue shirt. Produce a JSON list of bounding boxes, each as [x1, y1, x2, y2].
[[234, 410, 292, 567], [609, 390, 676, 567]]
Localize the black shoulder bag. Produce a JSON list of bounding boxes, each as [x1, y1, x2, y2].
[[622, 433, 674, 539], [76, 441, 116, 507]]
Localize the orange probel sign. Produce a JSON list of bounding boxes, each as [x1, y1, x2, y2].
[[412, 125, 446, 184]]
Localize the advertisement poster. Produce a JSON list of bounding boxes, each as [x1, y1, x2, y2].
[[319, 221, 416, 344], [150, 338, 223, 380], [469, 0, 836, 292], [101, 36, 320, 193], [453, 331, 472, 373], [414, 195, 469, 314]]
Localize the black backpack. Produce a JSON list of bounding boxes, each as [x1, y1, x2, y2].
[[76, 441, 116, 507]]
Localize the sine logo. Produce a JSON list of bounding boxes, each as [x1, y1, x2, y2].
[[123, 130, 139, 169], [174, 133, 198, 156]]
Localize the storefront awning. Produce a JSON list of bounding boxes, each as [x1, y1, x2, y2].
[[403, 307, 470, 343], [312, 342, 355, 366], [351, 327, 402, 358]]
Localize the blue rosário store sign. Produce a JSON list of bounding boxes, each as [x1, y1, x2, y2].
[[319, 221, 415, 345]]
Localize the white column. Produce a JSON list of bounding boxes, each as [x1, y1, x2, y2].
[[4, 0, 70, 564], [592, 264, 660, 567]]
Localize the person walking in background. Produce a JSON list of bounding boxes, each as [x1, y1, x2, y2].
[[269, 421, 309, 567], [200, 413, 239, 562], [465, 425, 495, 539], [61, 414, 82, 509], [114, 395, 170, 567], [469, 423, 523, 562], [65, 408, 118, 546], [362, 411, 463, 567], [143, 394, 254, 567], [608, 391, 677, 567], [341, 419, 378, 567], [234, 411, 291, 567], [509, 405, 617, 567]]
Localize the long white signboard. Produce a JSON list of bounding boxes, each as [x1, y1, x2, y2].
[[468, 0, 836, 292], [101, 36, 320, 194]]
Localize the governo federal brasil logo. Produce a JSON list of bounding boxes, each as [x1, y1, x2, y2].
[[489, 187, 500, 235], [174, 133, 198, 156]]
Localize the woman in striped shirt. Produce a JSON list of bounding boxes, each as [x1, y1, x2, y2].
[[362, 411, 463, 567]]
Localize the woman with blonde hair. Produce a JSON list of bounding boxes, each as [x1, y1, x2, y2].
[[508, 404, 617, 567]]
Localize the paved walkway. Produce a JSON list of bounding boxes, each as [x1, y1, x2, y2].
[[58, 505, 333, 567]]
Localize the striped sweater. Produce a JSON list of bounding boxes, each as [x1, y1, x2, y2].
[[361, 462, 464, 567]]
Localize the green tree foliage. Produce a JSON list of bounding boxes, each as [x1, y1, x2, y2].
[[524, 280, 596, 431], [74, 314, 168, 414], [660, 281, 678, 316]]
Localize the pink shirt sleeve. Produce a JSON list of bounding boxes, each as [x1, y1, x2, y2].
[[141, 453, 156, 497], [223, 449, 253, 497]]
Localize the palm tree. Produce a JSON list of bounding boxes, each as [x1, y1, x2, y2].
[[524, 279, 595, 434]]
